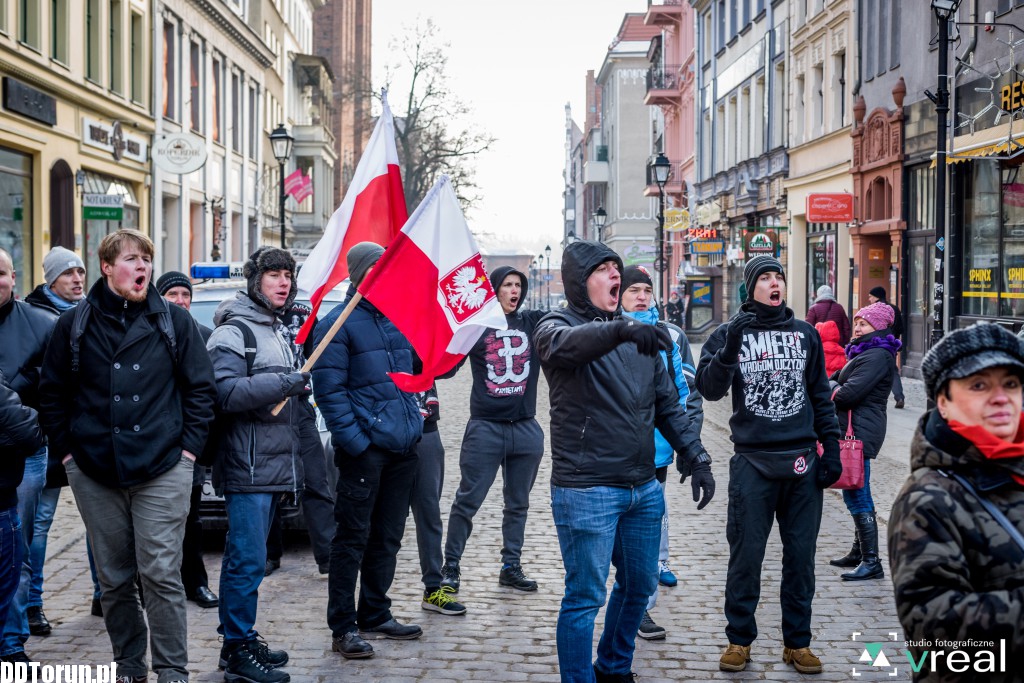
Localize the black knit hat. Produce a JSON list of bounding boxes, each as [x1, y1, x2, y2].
[[243, 246, 297, 314], [155, 271, 192, 297], [743, 255, 785, 301], [922, 323, 1024, 399], [869, 286, 888, 301], [621, 265, 653, 292]]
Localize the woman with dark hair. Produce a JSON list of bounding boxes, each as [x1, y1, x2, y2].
[[827, 302, 898, 581]]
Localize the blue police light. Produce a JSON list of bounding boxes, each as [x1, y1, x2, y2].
[[190, 263, 231, 279]]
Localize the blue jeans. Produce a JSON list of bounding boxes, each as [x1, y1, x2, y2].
[[0, 508, 24, 635], [219, 493, 277, 644], [1, 449, 46, 656], [27, 487, 60, 608], [551, 479, 663, 682], [842, 459, 874, 515]]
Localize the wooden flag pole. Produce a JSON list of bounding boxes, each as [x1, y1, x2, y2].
[[270, 292, 363, 416]]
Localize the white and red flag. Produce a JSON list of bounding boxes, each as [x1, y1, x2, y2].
[[283, 167, 306, 197], [358, 175, 507, 392], [295, 92, 407, 342], [292, 171, 313, 204]]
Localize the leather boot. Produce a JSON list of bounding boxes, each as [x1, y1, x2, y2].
[[829, 535, 861, 568], [842, 512, 884, 581]]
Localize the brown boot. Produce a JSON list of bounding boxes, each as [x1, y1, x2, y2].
[[783, 646, 823, 674], [719, 643, 751, 672]]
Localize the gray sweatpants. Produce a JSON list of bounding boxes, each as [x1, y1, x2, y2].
[[411, 428, 446, 589]]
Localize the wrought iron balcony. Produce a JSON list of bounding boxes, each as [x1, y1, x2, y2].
[[645, 64, 682, 106]]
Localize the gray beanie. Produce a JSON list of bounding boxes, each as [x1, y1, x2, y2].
[[243, 246, 297, 314], [347, 242, 384, 286], [922, 323, 1024, 399], [815, 285, 835, 302], [743, 255, 785, 301], [43, 247, 85, 285]]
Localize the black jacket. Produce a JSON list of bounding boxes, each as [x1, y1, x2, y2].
[[39, 279, 217, 488], [0, 370, 43, 508], [831, 330, 897, 459], [534, 241, 698, 488], [0, 297, 58, 409]]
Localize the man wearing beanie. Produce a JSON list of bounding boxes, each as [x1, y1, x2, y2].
[[206, 246, 309, 683], [312, 241, 424, 660], [697, 253, 842, 674], [867, 286, 905, 408]]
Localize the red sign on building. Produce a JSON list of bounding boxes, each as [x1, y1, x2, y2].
[[806, 193, 854, 223]]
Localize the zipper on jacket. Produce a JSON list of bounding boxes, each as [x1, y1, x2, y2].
[[248, 422, 256, 483]]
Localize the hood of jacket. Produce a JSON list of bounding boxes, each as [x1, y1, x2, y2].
[[913, 410, 1024, 483], [622, 306, 660, 326], [489, 265, 527, 313], [562, 240, 624, 321], [214, 291, 278, 329], [815, 320, 841, 344]]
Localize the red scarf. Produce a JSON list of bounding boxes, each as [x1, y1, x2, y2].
[[948, 415, 1024, 486]]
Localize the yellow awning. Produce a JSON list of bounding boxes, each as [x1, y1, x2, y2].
[[931, 120, 1024, 167]]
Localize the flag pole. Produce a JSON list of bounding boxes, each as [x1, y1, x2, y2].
[[271, 292, 363, 416]]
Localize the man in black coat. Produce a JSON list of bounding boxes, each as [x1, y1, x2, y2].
[[39, 230, 216, 683], [868, 286, 904, 408]]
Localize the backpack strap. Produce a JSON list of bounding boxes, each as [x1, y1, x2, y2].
[[70, 301, 92, 374], [939, 469, 1024, 553], [219, 319, 257, 375]]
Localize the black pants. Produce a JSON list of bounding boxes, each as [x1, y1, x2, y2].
[[180, 485, 208, 594], [297, 406, 336, 568], [724, 454, 823, 649], [410, 428, 445, 590], [327, 446, 417, 636]]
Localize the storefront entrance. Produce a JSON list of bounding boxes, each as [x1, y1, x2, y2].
[[905, 233, 936, 373]]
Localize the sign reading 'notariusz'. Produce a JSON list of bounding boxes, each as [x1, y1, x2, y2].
[[83, 193, 124, 221]]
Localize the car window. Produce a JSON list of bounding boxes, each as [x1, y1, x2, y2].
[[188, 296, 346, 331]]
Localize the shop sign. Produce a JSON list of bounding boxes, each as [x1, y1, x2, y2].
[[691, 239, 725, 255], [964, 267, 996, 297], [83, 193, 124, 221], [687, 226, 719, 240], [1005, 267, 1024, 299], [664, 208, 690, 232], [806, 193, 854, 223], [152, 132, 208, 174], [695, 200, 722, 227], [2, 77, 56, 126], [82, 117, 147, 163], [691, 281, 712, 305], [743, 228, 779, 258], [622, 244, 655, 268]]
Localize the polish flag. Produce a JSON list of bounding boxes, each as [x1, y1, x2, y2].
[[295, 93, 407, 342], [358, 175, 507, 392]]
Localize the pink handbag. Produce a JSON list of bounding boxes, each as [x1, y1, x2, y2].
[[816, 387, 866, 490]]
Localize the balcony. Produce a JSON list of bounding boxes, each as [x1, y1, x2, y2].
[[584, 159, 609, 184], [645, 64, 682, 107], [644, 0, 683, 27]]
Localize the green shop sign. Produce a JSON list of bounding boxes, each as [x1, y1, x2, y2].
[[83, 193, 124, 221]]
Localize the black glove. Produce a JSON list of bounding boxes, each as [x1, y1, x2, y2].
[[689, 461, 715, 510], [675, 452, 692, 481], [723, 311, 756, 360], [816, 441, 843, 489], [616, 321, 672, 357], [282, 371, 312, 398]]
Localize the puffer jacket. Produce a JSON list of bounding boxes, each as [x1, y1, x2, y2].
[[534, 241, 699, 488], [207, 293, 304, 494], [312, 285, 422, 459], [889, 411, 1024, 682], [815, 320, 847, 376], [0, 370, 43, 508], [805, 297, 851, 342], [830, 329, 897, 458], [0, 296, 57, 408]]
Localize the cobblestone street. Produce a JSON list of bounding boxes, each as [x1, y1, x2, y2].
[[28, 351, 922, 681]]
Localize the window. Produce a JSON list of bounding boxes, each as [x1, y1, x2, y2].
[[212, 57, 222, 143], [716, 0, 725, 51], [863, 0, 874, 81], [162, 21, 175, 119], [190, 41, 201, 133], [771, 62, 785, 149], [962, 160, 1000, 316], [248, 85, 257, 158], [997, 0, 1011, 15], [833, 53, 847, 129], [19, 0, 39, 48], [231, 72, 241, 152], [730, 0, 737, 37], [812, 64, 824, 137], [86, 0, 99, 81], [889, 0, 900, 69], [795, 74, 805, 144], [0, 146, 33, 296], [109, 0, 122, 94], [0, 0, 7, 33], [753, 77, 765, 154], [130, 12, 142, 102], [51, 0, 67, 62], [755, 0, 765, 14], [877, 0, 888, 77], [741, 0, 750, 27], [714, 104, 725, 173], [702, 11, 711, 62]]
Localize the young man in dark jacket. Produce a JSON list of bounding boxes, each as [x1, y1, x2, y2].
[[534, 240, 715, 683], [697, 254, 842, 674], [438, 266, 546, 597], [313, 242, 424, 661], [38, 229, 216, 683]]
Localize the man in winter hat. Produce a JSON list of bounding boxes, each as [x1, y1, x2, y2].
[[243, 247, 298, 315], [697, 254, 842, 674]]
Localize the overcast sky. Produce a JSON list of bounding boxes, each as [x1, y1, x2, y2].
[[372, 0, 649, 254]]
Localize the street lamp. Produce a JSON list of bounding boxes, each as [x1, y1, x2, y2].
[[269, 123, 294, 249], [593, 206, 607, 242], [545, 245, 552, 311], [649, 153, 671, 319], [927, 0, 961, 347]]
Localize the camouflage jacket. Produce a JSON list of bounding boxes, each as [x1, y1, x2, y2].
[[888, 410, 1024, 682]]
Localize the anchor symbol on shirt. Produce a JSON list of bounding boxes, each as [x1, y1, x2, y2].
[[487, 329, 530, 384]]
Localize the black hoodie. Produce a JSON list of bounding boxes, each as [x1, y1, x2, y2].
[[534, 241, 699, 488]]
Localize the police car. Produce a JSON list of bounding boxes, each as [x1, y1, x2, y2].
[[188, 262, 349, 530]]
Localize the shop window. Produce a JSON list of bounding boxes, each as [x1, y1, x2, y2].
[[962, 160, 1000, 316], [0, 147, 33, 296], [908, 165, 935, 230], [81, 171, 139, 281], [1001, 163, 1024, 316], [807, 225, 837, 311]]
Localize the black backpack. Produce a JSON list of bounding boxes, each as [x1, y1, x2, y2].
[[199, 318, 257, 465]]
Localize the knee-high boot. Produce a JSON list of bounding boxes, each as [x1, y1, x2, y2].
[[842, 512, 884, 581], [829, 524, 861, 568]]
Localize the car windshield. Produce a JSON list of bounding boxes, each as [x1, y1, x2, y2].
[[188, 281, 350, 330]]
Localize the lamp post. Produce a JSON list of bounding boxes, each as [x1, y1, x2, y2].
[[593, 206, 607, 243], [928, 0, 960, 346], [269, 123, 294, 250], [650, 153, 672, 319], [544, 245, 552, 310]]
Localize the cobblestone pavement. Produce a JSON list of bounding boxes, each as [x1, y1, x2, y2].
[[28, 351, 927, 681]]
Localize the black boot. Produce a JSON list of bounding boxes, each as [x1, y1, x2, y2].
[[842, 512, 884, 581], [829, 536, 861, 568]]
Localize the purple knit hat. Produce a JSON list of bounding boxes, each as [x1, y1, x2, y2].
[[853, 301, 895, 331]]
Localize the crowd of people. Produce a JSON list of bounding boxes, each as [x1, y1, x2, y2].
[[0, 231, 1021, 683]]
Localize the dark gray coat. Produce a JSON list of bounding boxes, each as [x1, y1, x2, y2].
[[830, 330, 897, 458]]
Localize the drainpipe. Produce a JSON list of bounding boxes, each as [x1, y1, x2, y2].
[[851, 0, 861, 97], [955, 0, 978, 78], [152, 2, 164, 271]]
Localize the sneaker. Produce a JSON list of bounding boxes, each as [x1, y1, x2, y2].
[[783, 646, 823, 674], [331, 632, 373, 659], [637, 611, 666, 640], [264, 558, 281, 577], [219, 638, 289, 669], [358, 618, 422, 640], [593, 666, 638, 682], [114, 676, 147, 683], [27, 606, 51, 636], [498, 564, 538, 592], [658, 562, 677, 588], [224, 642, 290, 683], [719, 643, 751, 672], [440, 561, 460, 593], [422, 586, 467, 615]]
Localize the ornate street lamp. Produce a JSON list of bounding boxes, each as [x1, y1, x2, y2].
[[545, 245, 552, 311], [269, 123, 294, 250], [593, 206, 607, 243], [649, 153, 671, 319]]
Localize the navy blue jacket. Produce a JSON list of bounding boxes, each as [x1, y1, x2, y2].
[[312, 286, 422, 458]]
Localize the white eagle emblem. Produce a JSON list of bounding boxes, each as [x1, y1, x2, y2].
[[445, 266, 489, 314]]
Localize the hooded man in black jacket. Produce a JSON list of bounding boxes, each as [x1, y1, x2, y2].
[[696, 254, 842, 675], [534, 240, 715, 683]]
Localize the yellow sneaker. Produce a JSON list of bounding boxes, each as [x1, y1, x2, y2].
[[719, 643, 751, 671], [783, 646, 823, 674]]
